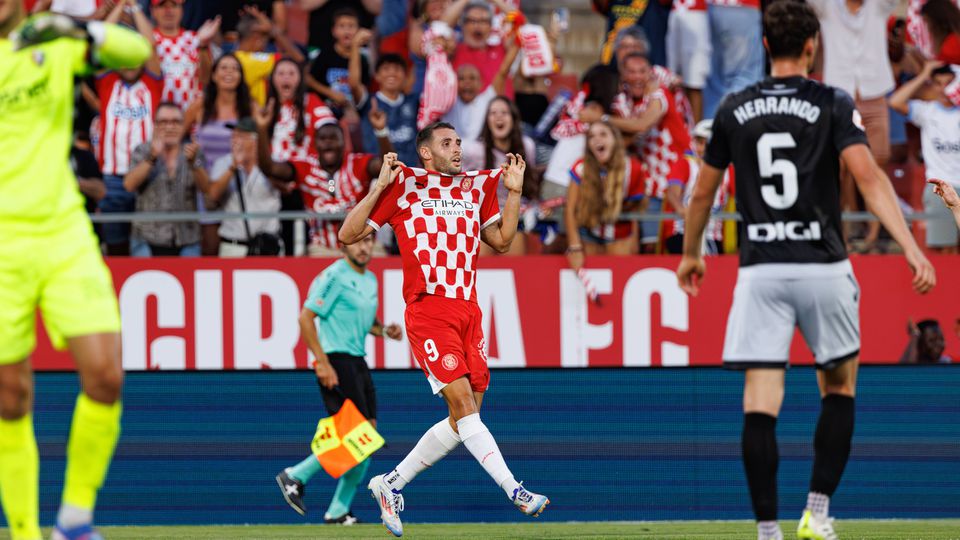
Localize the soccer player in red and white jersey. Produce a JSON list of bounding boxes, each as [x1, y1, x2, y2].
[[254, 99, 392, 256], [339, 123, 549, 537], [150, 0, 220, 109]]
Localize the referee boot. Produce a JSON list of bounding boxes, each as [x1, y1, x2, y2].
[[276, 470, 307, 516]]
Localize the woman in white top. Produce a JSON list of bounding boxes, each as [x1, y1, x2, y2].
[[462, 96, 537, 255]]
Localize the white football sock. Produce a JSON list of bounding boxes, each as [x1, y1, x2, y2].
[[387, 417, 461, 491], [757, 520, 783, 540], [456, 413, 521, 498]]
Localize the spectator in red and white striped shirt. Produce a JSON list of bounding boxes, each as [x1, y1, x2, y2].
[[254, 100, 395, 257], [96, 0, 163, 255], [151, 0, 220, 109]]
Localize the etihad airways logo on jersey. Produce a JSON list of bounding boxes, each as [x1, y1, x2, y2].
[[747, 221, 822, 242], [420, 199, 476, 217], [733, 97, 820, 125]]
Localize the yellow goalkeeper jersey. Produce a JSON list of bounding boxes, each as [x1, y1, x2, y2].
[[0, 37, 90, 235]]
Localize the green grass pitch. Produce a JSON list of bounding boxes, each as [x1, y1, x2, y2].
[[7, 520, 959, 539]]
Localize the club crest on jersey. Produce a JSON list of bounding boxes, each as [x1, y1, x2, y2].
[[460, 177, 473, 191], [32, 50, 45, 67], [441, 354, 458, 370]]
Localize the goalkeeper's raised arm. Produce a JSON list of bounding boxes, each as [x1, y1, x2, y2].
[[5, 7, 151, 72]]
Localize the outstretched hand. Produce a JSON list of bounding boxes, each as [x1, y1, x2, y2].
[[501, 153, 526, 194]]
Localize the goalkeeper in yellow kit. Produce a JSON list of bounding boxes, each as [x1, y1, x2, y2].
[[0, 2, 151, 539]]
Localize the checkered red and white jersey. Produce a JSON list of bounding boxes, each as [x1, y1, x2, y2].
[[96, 71, 163, 175], [271, 94, 336, 162], [707, 0, 759, 8], [367, 166, 502, 304], [673, 0, 707, 11], [154, 29, 202, 108], [612, 87, 692, 199], [291, 153, 374, 249], [551, 89, 588, 140]]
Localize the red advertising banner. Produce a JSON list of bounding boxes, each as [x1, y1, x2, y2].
[[32, 256, 960, 371]]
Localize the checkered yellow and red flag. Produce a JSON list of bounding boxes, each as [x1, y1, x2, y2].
[[310, 399, 384, 478]]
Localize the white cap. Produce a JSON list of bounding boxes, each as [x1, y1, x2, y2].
[[692, 119, 713, 140]]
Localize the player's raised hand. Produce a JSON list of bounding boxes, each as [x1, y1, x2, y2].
[[11, 13, 87, 50], [905, 247, 936, 295], [676, 255, 706, 297], [253, 98, 275, 131], [928, 179, 960, 209], [501, 153, 525, 194], [376, 152, 403, 191], [384, 323, 403, 340]]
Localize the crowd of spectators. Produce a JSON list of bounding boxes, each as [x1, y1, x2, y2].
[[23, 0, 960, 258]]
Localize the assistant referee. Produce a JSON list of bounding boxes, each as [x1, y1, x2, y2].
[[275, 234, 401, 524]]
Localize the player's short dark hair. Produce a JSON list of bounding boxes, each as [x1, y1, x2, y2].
[[376, 53, 408, 73], [763, 1, 820, 61], [416, 122, 457, 148], [332, 6, 360, 24]]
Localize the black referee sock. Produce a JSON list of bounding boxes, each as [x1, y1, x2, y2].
[[810, 394, 855, 496], [743, 412, 779, 521]]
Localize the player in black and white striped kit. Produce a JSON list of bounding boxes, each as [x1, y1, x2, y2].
[[677, 3, 936, 540]]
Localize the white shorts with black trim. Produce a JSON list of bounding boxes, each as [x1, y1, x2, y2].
[[722, 260, 860, 370]]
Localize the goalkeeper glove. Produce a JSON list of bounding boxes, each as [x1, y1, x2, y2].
[[10, 13, 88, 51]]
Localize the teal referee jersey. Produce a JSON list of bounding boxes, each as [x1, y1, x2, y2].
[[305, 259, 379, 357]]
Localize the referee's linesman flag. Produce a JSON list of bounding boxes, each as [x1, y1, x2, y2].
[[310, 398, 385, 478]]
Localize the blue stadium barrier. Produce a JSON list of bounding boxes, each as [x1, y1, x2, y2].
[[13, 366, 960, 526]]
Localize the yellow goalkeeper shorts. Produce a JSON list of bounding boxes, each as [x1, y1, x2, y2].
[[0, 214, 121, 364]]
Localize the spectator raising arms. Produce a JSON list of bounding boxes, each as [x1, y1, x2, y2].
[[184, 53, 256, 255], [889, 60, 960, 253], [463, 96, 538, 256], [565, 121, 647, 270], [581, 52, 691, 252], [307, 6, 371, 111], [254, 99, 394, 257], [96, 0, 163, 256], [234, 7, 304, 106], [123, 102, 213, 257], [449, 0, 515, 97], [353, 48, 421, 167], [928, 178, 960, 231], [443, 36, 519, 143], [151, 0, 220, 109], [267, 57, 335, 254]]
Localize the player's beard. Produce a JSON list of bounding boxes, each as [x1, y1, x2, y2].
[[435, 155, 462, 175]]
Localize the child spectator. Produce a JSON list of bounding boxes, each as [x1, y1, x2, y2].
[[352, 49, 421, 166], [565, 121, 647, 269], [889, 60, 960, 253], [151, 0, 220, 109], [462, 96, 538, 255], [267, 57, 336, 255], [304, 0, 378, 54], [184, 53, 257, 255], [123, 103, 214, 257], [307, 6, 371, 112], [96, 0, 162, 255]]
